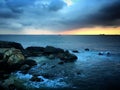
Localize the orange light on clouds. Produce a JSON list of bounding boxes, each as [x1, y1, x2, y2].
[[60, 27, 120, 35]]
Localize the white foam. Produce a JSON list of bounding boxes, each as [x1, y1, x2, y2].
[[14, 72, 69, 88]]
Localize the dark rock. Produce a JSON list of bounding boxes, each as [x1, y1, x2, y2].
[[22, 59, 37, 67], [0, 41, 24, 51], [72, 50, 79, 53], [58, 51, 78, 62], [0, 84, 4, 90], [98, 52, 104, 55], [42, 73, 54, 79], [20, 64, 30, 71], [51, 65, 56, 68], [85, 48, 89, 51], [0, 53, 4, 60], [30, 76, 44, 82], [58, 61, 64, 65], [3, 48, 25, 65], [41, 63, 46, 66], [8, 84, 16, 90], [44, 46, 64, 54], [48, 54, 55, 59], [106, 51, 111, 56], [25, 46, 45, 56]]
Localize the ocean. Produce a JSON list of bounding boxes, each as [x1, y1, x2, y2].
[[0, 35, 120, 52], [0, 35, 120, 90]]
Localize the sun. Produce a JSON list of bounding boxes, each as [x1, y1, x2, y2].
[[64, 0, 79, 7], [64, 0, 73, 6]]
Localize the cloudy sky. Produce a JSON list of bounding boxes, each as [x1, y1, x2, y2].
[[0, 0, 120, 34]]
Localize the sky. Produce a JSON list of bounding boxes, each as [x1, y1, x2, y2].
[[0, 0, 120, 35]]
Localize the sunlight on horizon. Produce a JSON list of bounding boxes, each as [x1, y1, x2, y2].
[[60, 27, 120, 35]]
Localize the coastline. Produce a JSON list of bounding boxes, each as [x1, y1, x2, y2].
[[0, 41, 120, 90]]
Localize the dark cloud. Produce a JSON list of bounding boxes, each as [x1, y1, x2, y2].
[[48, 0, 66, 11], [0, 0, 120, 33], [90, 0, 120, 26]]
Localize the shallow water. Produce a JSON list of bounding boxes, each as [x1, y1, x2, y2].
[[1, 35, 120, 89], [7, 49, 120, 90]]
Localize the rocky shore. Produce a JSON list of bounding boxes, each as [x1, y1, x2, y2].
[[0, 41, 78, 90]]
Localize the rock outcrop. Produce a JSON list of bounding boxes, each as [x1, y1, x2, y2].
[[3, 48, 25, 65], [0, 41, 24, 51], [25, 46, 78, 62]]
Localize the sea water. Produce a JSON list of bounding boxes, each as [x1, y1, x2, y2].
[[0, 35, 120, 52], [0, 35, 120, 89]]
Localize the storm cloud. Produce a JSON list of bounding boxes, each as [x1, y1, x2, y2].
[[0, 0, 120, 32]]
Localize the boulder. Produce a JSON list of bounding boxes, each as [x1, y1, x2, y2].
[[25, 46, 45, 56], [3, 48, 25, 65], [0, 41, 24, 51], [44, 46, 64, 54], [0, 53, 4, 60], [22, 59, 37, 67], [98, 52, 104, 55], [20, 64, 30, 71], [30, 76, 44, 82], [72, 50, 79, 53], [85, 48, 89, 51], [58, 50, 77, 62], [58, 61, 64, 65]]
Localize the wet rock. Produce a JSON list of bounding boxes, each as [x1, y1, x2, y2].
[[98, 52, 104, 55], [48, 54, 55, 59], [30, 76, 44, 82], [105, 51, 111, 56], [0, 53, 4, 60], [0, 41, 24, 51], [0, 84, 4, 90], [3, 48, 25, 65], [72, 50, 79, 53], [42, 73, 54, 79], [25, 46, 45, 56], [8, 84, 16, 90], [22, 59, 37, 67], [41, 63, 46, 66], [58, 51, 77, 62], [44, 46, 64, 54], [20, 64, 30, 71], [58, 61, 64, 65], [51, 65, 56, 68], [85, 48, 89, 51]]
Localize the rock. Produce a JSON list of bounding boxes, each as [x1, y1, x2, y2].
[[25, 46, 45, 56], [0, 53, 4, 60], [30, 76, 44, 82], [58, 61, 64, 65], [51, 65, 56, 68], [42, 73, 54, 79], [22, 59, 37, 67], [105, 51, 111, 56], [98, 52, 104, 55], [0, 84, 4, 90], [85, 48, 89, 51], [0, 72, 10, 80], [0, 41, 24, 51], [44, 46, 64, 54], [3, 48, 25, 65], [20, 64, 30, 71], [72, 50, 79, 53], [58, 51, 77, 62], [48, 54, 55, 59], [8, 84, 16, 90]]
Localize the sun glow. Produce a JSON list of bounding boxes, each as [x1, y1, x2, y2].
[[64, 0, 73, 6], [60, 27, 120, 35]]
